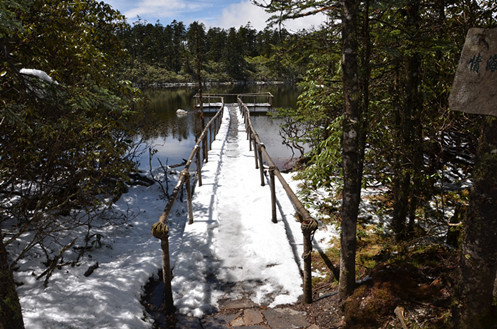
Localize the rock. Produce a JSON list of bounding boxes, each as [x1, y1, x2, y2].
[[230, 315, 245, 327], [262, 308, 310, 329], [243, 309, 264, 325], [218, 298, 258, 309]]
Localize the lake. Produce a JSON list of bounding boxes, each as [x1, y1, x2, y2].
[[133, 84, 302, 171]]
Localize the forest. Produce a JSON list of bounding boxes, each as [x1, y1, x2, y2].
[[1, 0, 497, 328], [119, 19, 307, 85]]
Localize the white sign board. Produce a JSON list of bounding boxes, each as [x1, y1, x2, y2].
[[449, 28, 497, 116]]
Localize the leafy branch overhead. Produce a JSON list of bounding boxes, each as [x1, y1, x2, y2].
[[252, 0, 336, 23], [0, 0, 140, 289]]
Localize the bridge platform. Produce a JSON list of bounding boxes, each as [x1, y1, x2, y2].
[[170, 105, 305, 316], [195, 103, 272, 113], [194, 92, 273, 113]]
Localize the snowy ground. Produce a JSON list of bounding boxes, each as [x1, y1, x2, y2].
[[14, 105, 333, 328]]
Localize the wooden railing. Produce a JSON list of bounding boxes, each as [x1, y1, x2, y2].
[[237, 92, 273, 108], [237, 96, 319, 304], [193, 94, 225, 108], [151, 94, 318, 314], [151, 99, 224, 313], [194, 92, 273, 109]]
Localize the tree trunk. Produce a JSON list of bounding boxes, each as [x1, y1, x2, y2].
[[390, 57, 409, 238], [392, 172, 410, 238], [391, 0, 422, 240], [338, 0, 362, 301], [405, 0, 423, 234], [0, 230, 25, 329], [455, 117, 497, 328], [358, 0, 371, 173]]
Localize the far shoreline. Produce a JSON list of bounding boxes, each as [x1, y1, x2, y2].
[[134, 80, 291, 89]]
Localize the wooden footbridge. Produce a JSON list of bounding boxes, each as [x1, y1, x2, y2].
[[193, 92, 274, 113], [151, 93, 318, 314]]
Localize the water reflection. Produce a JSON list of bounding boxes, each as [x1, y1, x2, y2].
[[132, 85, 301, 171], [135, 88, 198, 141]]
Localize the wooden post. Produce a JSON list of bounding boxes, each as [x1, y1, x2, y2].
[[218, 107, 223, 133], [213, 116, 217, 138], [215, 114, 218, 135], [253, 138, 259, 169], [161, 237, 175, 313], [216, 110, 219, 136], [303, 233, 313, 304], [196, 147, 202, 187], [209, 126, 213, 150], [244, 108, 249, 131], [258, 144, 265, 186], [185, 172, 194, 224], [301, 218, 318, 304], [215, 111, 218, 136], [269, 166, 277, 223], [203, 136, 208, 163], [248, 129, 252, 151], [152, 221, 175, 314]]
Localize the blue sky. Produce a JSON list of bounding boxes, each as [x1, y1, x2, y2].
[[103, 0, 326, 31]]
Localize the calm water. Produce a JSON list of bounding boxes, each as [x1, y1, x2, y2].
[[133, 84, 301, 171]]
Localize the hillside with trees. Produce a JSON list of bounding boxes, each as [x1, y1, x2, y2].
[[119, 20, 310, 86]]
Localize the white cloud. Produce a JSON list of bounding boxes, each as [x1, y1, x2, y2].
[[213, 0, 327, 31], [124, 0, 209, 21], [106, 0, 327, 31]]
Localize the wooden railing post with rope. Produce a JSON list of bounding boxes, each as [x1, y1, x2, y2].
[[237, 95, 318, 304], [152, 92, 316, 314], [151, 97, 224, 314]]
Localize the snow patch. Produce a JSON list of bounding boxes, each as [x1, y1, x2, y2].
[[20, 68, 58, 84], [13, 105, 333, 327]]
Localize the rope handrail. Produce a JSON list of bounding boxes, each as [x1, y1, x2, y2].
[[152, 98, 225, 231], [236, 96, 314, 222], [237, 96, 318, 304], [151, 99, 224, 314], [152, 95, 317, 314]]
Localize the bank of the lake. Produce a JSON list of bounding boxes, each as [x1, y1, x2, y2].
[[135, 80, 289, 89]]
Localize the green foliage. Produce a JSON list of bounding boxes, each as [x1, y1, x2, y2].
[[296, 116, 343, 188], [274, 43, 343, 190], [0, 0, 31, 39], [260, 1, 496, 325], [277, 0, 494, 230], [120, 21, 305, 84], [0, 0, 139, 270]]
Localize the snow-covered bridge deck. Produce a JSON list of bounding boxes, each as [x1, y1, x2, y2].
[[170, 105, 306, 316]]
